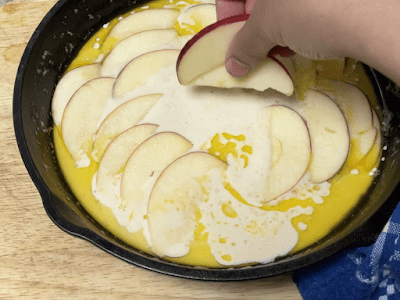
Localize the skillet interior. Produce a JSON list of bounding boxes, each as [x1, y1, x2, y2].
[[13, 0, 400, 280]]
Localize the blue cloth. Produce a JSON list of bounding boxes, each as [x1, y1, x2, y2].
[[293, 203, 400, 300], [0, 0, 12, 6]]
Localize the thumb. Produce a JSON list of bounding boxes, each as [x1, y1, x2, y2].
[[225, 14, 276, 77]]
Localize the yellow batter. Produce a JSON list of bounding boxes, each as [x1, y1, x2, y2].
[[54, 0, 382, 268]]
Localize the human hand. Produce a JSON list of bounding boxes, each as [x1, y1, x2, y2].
[[216, 0, 360, 77]]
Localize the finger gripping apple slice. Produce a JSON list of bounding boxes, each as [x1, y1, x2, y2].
[[61, 77, 114, 167], [147, 152, 227, 257], [189, 58, 293, 94], [177, 15, 248, 84], [176, 14, 294, 95]]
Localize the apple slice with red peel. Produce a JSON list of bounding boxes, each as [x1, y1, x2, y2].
[[176, 14, 294, 95], [177, 14, 247, 85], [301, 90, 350, 183], [179, 4, 217, 30], [259, 105, 311, 204], [101, 30, 191, 78], [147, 152, 227, 257], [61, 77, 114, 167], [92, 94, 163, 161], [113, 49, 180, 99], [120, 132, 193, 232], [96, 124, 158, 193], [319, 80, 373, 139], [52, 63, 101, 126], [102, 9, 180, 52]]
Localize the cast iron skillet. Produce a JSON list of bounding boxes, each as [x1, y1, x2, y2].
[[13, 0, 400, 280]]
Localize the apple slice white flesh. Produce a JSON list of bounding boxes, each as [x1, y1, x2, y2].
[[96, 124, 158, 193], [176, 14, 294, 95], [113, 49, 180, 99], [259, 105, 311, 203], [92, 93, 163, 161], [121, 132, 192, 199], [52, 63, 101, 126], [179, 4, 217, 30], [147, 152, 227, 257], [319, 80, 373, 138], [355, 127, 377, 158], [101, 29, 185, 78], [301, 90, 350, 183], [61, 77, 114, 167], [102, 9, 180, 51], [120, 132, 193, 233]]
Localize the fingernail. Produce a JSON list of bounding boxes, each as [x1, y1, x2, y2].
[[226, 57, 251, 77]]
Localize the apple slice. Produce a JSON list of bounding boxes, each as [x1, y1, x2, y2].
[[319, 80, 373, 138], [177, 14, 247, 84], [92, 93, 163, 161], [355, 127, 377, 158], [188, 58, 293, 94], [100, 29, 191, 78], [350, 110, 381, 166], [176, 14, 294, 95], [301, 90, 350, 182], [179, 4, 217, 30], [120, 132, 193, 232], [102, 9, 180, 52], [96, 124, 158, 193], [113, 49, 180, 99], [252, 105, 311, 204], [52, 63, 101, 126], [147, 152, 227, 257], [121, 132, 192, 198], [61, 77, 114, 167]]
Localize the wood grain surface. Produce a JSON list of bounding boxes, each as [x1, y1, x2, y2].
[[0, 1, 303, 299]]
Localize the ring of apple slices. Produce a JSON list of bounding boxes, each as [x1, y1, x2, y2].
[[53, 1, 382, 266]]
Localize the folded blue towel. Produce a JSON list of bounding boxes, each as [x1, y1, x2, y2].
[[293, 203, 400, 300]]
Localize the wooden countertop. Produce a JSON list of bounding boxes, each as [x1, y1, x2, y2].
[[0, 1, 303, 298]]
